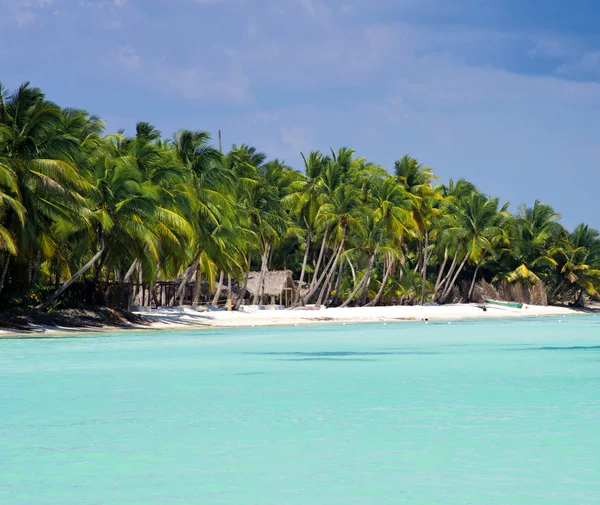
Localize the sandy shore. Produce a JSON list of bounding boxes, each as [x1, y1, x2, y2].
[[0, 303, 592, 337], [164, 303, 582, 328], [138, 303, 586, 331]]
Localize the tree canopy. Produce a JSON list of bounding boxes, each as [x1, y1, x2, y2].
[[1, 82, 598, 309]]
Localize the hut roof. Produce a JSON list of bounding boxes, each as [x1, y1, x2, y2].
[[246, 270, 296, 297]]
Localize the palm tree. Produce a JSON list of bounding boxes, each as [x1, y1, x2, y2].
[[550, 224, 600, 304], [39, 137, 162, 308], [0, 82, 89, 291], [394, 155, 439, 304], [242, 161, 293, 304], [339, 213, 395, 307], [171, 129, 231, 304], [501, 200, 565, 285], [313, 183, 365, 307], [291, 151, 327, 306]]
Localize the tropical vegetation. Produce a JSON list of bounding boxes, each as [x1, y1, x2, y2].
[[1, 82, 599, 310]]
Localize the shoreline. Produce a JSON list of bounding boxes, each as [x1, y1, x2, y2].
[[1, 303, 597, 338]]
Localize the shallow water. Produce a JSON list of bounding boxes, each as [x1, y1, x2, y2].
[[2, 317, 600, 504]]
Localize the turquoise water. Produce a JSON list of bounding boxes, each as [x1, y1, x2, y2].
[[2, 317, 600, 504]]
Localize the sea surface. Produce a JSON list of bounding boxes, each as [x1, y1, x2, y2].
[[2, 316, 600, 504]]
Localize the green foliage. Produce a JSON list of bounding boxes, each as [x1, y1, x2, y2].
[[0, 81, 598, 309]]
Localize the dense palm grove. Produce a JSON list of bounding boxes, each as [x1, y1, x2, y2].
[[1, 82, 599, 310]]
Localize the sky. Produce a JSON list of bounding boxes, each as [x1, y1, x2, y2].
[[1, 0, 599, 229]]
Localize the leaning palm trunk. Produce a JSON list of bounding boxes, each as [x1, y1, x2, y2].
[[420, 231, 430, 306], [330, 261, 345, 306], [136, 265, 144, 306], [170, 251, 201, 306], [468, 262, 481, 301], [340, 272, 369, 308], [253, 244, 270, 305], [440, 253, 469, 303], [318, 271, 334, 308], [315, 239, 345, 308], [340, 253, 375, 308], [358, 253, 377, 306], [304, 238, 340, 304], [367, 256, 394, 307], [413, 240, 423, 274], [435, 248, 460, 301], [233, 254, 251, 309], [212, 271, 225, 306], [0, 255, 11, 296], [123, 258, 140, 283], [346, 257, 356, 284], [226, 273, 232, 310], [305, 228, 329, 301], [293, 228, 311, 306], [433, 249, 448, 298], [191, 262, 203, 306], [38, 243, 105, 310]]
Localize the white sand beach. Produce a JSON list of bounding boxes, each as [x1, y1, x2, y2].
[[140, 303, 583, 330], [0, 303, 592, 337]]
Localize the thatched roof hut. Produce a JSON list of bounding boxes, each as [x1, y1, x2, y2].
[[246, 270, 296, 305]]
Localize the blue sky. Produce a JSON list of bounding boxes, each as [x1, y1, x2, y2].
[[2, 0, 599, 229]]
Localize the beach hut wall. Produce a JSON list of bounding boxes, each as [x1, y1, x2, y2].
[[246, 270, 296, 299]]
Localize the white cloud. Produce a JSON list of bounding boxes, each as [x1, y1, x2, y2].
[[157, 64, 252, 104], [528, 36, 574, 60], [114, 45, 252, 104], [557, 51, 600, 79]]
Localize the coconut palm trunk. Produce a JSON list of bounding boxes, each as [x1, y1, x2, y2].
[[304, 228, 329, 302], [346, 257, 356, 284], [293, 227, 311, 306], [340, 253, 375, 308], [330, 260, 345, 306], [358, 252, 377, 306], [441, 253, 469, 303], [170, 251, 201, 306], [315, 239, 345, 308], [367, 256, 394, 307], [319, 269, 336, 307], [420, 231, 430, 305], [136, 265, 144, 306], [123, 258, 140, 283], [467, 262, 481, 301], [233, 254, 252, 309], [212, 271, 225, 306], [226, 273, 232, 310], [433, 248, 448, 298], [435, 247, 460, 301], [303, 244, 338, 304], [0, 255, 11, 296], [253, 244, 270, 305], [38, 243, 105, 310], [191, 261, 203, 306]]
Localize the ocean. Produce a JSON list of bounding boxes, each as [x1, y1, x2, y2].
[[2, 316, 599, 504]]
